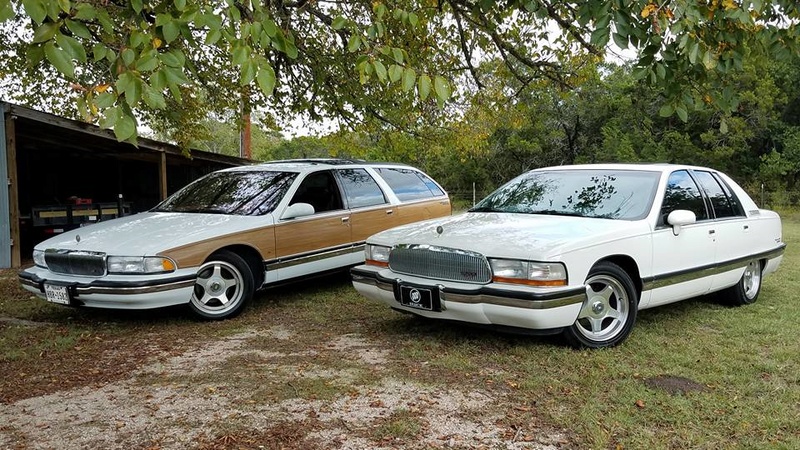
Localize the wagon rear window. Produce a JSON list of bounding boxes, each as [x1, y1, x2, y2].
[[154, 171, 297, 215]]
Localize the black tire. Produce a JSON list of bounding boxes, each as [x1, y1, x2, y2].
[[720, 260, 762, 306], [562, 262, 638, 349], [188, 250, 254, 320]]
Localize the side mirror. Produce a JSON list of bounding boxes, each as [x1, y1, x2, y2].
[[667, 210, 696, 236], [281, 202, 315, 220]]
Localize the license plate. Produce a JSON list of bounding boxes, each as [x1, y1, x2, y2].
[[44, 284, 71, 305], [399, 286, 433, 311]]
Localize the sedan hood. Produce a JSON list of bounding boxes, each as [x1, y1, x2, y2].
[[370, 212, 649, 260], [34, 212, 273, 256]]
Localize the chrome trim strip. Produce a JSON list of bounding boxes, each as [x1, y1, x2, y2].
[[643, 244, 786, 291], [76, 279, 195, 295], [267, 244, 365, 270]]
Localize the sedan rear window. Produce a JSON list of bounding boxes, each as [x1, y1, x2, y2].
[[471, 169, 660, 220], [154, 171, 297, 215]]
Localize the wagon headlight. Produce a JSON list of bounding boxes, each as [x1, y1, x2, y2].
[[489, 259, 567, 286], [33, 249, 47, 268], [107, 256, 176, 274], [365, 244, 390, 268]]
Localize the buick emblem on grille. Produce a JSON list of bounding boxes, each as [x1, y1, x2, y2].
[[409, 288, 422, 304], [460, 270, 478, 280]]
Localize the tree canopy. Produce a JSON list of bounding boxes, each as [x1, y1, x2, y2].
[[0, 0, 798, 143]]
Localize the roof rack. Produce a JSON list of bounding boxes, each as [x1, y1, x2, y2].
[[260, 158, 366, 166]]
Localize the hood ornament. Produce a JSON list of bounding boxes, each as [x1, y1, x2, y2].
[[75, 235, 81, 243], [436, 226, 444, 236]]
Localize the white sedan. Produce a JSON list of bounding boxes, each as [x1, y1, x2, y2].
[[351, 164, 785, 348]]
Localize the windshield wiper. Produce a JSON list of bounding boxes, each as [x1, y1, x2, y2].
[[469, 206, 502, 213], [528, 209, 585, 217]]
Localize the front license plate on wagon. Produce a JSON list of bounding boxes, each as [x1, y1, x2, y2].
[[44, 284, 70, 305], [399, 286, 434, 311]]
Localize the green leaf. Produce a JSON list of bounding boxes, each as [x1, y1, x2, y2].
[[284, 40, 298, 59], [612, 32, 628, 50], [114, 113, 137, 141], [174, 0, 186, 11], [232, 44, 248, 65], [418, 74, 431, 100], [0, 3, 15, 22], [658, 104, 674, 117], [164, 66, 189, 85], [158, 51, 180, 67], [73, 3, 96, 21], [22, 0, 46, 24], [590, 27, 610, 47], [373, 60, 387, 82], [55, 33, 86, 62], [408, 12, 418, 27], [116, 72, 134, 94], [702, 50, 717, 70], [95, 92, 115, 108], [675, 106, 688, 122], [264, 19, 277, 37], [44, 41, 74, 78], [66, 19, 92, 39], [162, 21, 180, 43], [347, 34, 361, 53], [142, 84, 167, 109], [26, 45, 45, 66], [125, 77, 143, 107], [332, 15, 347, 30], [257, 64, 276, 96], [241, 59, 257, 85], [136, 52, 159, 72], [32, 22, 58, 43], [392, 47, 403, 64], [401, 67, 416, 92], [688, 41, 699, 64], [719, 118, 728, 134], [99, 106, 119, 129], [433, 76, 451, 102], [121, 48, 135, 66], [388, 64, 403, 83], [205, 28, 221, 45], [152, 69, 167, 90], [131, 0, 143, 13]]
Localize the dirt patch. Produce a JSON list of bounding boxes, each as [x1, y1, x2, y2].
[[644, 375, 709, 395], [0, 326, 568, 449]]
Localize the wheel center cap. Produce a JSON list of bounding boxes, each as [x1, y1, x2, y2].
[[210, 281, 223, 293], [592, 301, 604, 314]]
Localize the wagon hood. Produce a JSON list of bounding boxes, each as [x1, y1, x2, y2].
[[370, 212, 648, 260], [33, 212, 274, 256]]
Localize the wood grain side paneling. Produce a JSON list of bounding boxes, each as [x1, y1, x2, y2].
[[159, 226, 276, 268], [274, 212, 352, 257], [395, 198, 451, 223], [350, 206, 398, 242]]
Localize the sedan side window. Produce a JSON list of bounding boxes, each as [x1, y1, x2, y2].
[[289, 171, 344, 213], [660, 170, 709, 225], [337, 169, 387, 208], [693, 170, 743, 219], [375, 168, 444, 200]]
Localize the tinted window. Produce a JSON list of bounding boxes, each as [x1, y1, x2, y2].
[[154, 171, 297, 216], [337, 169, 386, 208], [375, 168, 443, 200], [471, 169, 660, 220], [693, 170, 741, 219], [660, 170, 708, 223], [289, 171, 344, 213]]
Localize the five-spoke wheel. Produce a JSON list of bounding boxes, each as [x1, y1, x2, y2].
[[189, 250, 254, 320], [563, 262, 638, 348], [721, 260, 762, 306]]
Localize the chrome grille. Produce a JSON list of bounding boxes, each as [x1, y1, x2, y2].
[[45, 250, 107, 276], [389, 244, 491, 283]]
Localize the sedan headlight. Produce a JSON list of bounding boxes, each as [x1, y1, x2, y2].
[[489, 259, 567, 286], [33, 249, 47, 268], [365, 244, 391, 268], [107, 256, 176, 274]]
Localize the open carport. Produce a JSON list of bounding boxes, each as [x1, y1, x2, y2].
[[0, 101, 248, 268]]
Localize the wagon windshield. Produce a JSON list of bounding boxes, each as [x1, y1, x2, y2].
[[470, 169, 660, 220], [153, 171, 298, 215]]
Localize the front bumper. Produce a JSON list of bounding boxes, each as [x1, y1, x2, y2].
[[19, 266, 197, 310], [351, 265, 585, 332]]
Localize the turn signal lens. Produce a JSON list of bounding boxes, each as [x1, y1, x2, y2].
[[365, 244, 390, 268], [489, 259, 567, 286]]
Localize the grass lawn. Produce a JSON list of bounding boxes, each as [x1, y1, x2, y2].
[[1, 216, 798, 449]]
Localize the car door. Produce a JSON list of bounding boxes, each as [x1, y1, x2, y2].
[[647, 170, 716, 308], [692, 170, 751, 290], [335, 168, 393, 259], [273, 170, 353, 279]]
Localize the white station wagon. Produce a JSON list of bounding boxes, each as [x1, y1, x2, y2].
[[20, 159, 450, 319], [351, 164, 785, 348]]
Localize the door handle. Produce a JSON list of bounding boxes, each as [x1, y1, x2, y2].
[[341, 217, 350, 223], [386, 209, 394, 215], [708, 229, 715, 235]]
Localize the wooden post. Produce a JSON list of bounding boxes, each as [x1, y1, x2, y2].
[[159, 152, 168, 200], [5, 111, 21, 267], [240, 88, 251, 159]]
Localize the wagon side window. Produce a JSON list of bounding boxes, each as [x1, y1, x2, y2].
[[659, 170, 709, 225], [289, 171, 344, 213], [374, 168, 444, 201], [336, 169, 387, 208]]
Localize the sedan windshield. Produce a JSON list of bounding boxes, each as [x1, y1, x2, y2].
[[153, 171, 298, 215], [470, 169, 660, 220]]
